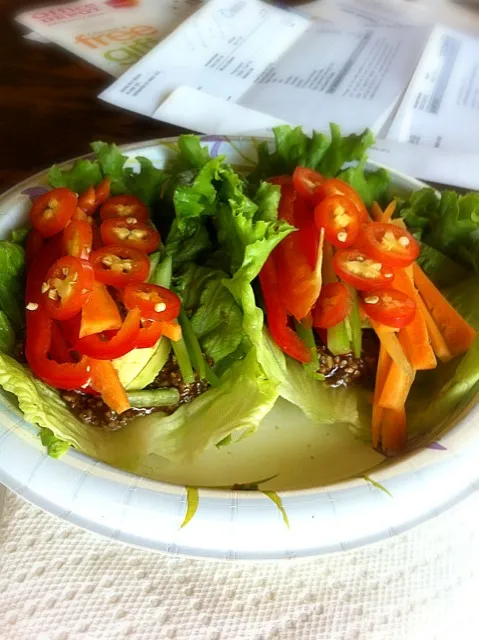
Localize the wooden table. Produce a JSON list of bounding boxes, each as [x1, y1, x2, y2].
[[0, 0, 186, 191]]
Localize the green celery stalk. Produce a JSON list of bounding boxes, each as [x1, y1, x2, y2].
[[152, 255, 194, 383], [147, 252, 161, 283], [294, 319, 320, 376], [346, 286, 362, 358], [153, 254, 173, 288], [172, 336, 195, 385], [127, 388, 180, 408], [179, 309, 220, 387], [327, 320, 351, 356]]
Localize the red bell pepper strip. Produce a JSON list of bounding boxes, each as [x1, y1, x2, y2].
[[75, 308, 141, 360], [79, 282, 122, 338], [49, 322, 75, 364], [275, 187, 322, 320], [25, 229, 45, 271], [259, 256, 312, 363], [25, 241, 91, 390], [26, 308, 91, 390]]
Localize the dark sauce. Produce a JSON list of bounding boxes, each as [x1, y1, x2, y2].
[[60, 353, 209, 431], [317, 329, 379, 388]]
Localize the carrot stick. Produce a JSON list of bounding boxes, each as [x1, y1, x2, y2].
[[413, 263, 477, 357], [158, 321, 182, 342], [393, 269, 437, 371], [379, 331, 416, 412], [372, 345, 391, 448], [378, 362, 415, 412], [371, 202, 383, 221], [381, 200, 397, 223], [370, 321, 413, 377], [415, 295, 453, 363], [89, 359, 130, 414], [381, 408, 407, 456]]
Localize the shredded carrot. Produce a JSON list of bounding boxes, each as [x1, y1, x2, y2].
[[416, 295, 453, 363], [413, 264, 476, 357]]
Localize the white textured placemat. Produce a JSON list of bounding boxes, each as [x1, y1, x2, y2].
[[2, 489, 479, 640]]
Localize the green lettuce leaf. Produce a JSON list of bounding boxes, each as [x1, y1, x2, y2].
[[260, 330, 360, 426], [172, 134, 211, 171], [337, 157, 389, 207], [407, 276, 479, 438], [39, 428, 70, 459], [48, 142, 165, 207], [443, 276, 479, 330], [142, 350, 279, 461], [397, 188, 479, 274], [90, 140, 129, 193], [125, 157, 166, 206], [0, 312, 14, 354], [11, 227, 29, 245], [0, 352, 159, 470], [250, 123, 389, 206], [172, 156, 224, 223], [409, 335, 479, 440], [166, 142, 292, 379], [416, 242, 469, 288], [165, 220, 212, 269], [0, 241, 25, 329], [190, 272, 245, 365], [49, 159, 103, 194]]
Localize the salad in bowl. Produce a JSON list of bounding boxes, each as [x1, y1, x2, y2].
[[0, 124, 478, 480]]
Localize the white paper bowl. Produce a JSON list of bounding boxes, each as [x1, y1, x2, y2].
[[0, 136, 478, 560]]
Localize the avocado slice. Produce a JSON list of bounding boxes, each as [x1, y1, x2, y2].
[[112, 338, 171, 391]]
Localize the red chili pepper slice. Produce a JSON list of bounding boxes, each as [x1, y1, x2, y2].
[[30, 188, 78, 237]]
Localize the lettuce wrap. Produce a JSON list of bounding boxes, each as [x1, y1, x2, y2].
[[0, 125, 477, 472]]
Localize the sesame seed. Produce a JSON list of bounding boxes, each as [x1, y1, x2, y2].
[[364, 296, 379, 304], [154, 302, 167, 313], [26, 302, 38, 311], [337, 231, 348, 243]]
